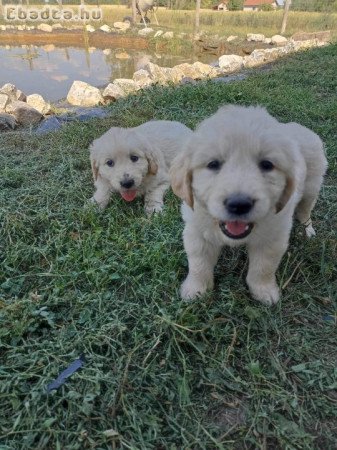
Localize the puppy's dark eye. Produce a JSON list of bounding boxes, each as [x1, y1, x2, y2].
[[130, 155, 139, 162], [106, 160, 114, 167], [259, 160, 274, 171], [207, 160, 221, 170]]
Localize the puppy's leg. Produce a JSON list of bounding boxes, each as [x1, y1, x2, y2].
[[144, 182, 169, 215], [181, 223, 221, 300], [91, 177, 111, 209], [296, 176, 324, 238], [246, 229, 290, 306]]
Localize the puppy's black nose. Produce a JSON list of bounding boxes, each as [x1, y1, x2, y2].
[[225, 194, 255, 216], [120, 179, 135, 189]]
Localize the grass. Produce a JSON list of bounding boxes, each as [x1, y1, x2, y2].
[[1, 5, 336, 39], [0, 43, 337, 449]]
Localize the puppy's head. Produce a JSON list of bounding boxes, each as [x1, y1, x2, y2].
[[171, 105, 298, 241], [90, 127, 159, 202]]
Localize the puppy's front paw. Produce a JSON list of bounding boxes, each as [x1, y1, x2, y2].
[[248, 281, 280, 306], [180, 276, 211, 301], [305, 224, 316, 238], [145, 203, 164, 216]]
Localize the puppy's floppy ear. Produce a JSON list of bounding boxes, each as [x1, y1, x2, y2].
[[146, 152, 159, 176], [90, 158, 99, 181], [276, 175, 295, 213], [169, 153, 194, 209]]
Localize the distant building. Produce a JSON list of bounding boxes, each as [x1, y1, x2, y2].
[[212, 0, 284, 11], [243, 0, 284, 10]]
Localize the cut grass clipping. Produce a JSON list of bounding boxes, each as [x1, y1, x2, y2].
[[0, 43, 337, 449]]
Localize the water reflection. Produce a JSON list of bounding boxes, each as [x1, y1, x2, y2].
[[0, 43, 214, 102]]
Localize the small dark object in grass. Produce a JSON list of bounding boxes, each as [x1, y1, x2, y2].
[[47, 355, 85, 393], [322, 315, 335, 322]]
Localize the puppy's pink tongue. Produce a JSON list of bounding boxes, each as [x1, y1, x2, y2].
[[121, 190, 137, 202], [226, 221, 247, 236]]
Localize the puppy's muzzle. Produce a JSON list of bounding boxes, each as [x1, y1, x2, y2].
[[220, 194, 255, 239], [120, 179, 135, 189]]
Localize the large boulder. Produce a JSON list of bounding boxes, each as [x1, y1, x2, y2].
[[0, 93, 10, 111], [102, 83, 126, 102], [0, 83, 26, 102], [113, 79, 138, 94], [271, 34, 288, 46], [100, 25, 112, 33], [219, 54, 244, 72], [0, 113, 17, 131], [37, 24, 53, 33], [6, 101, 42, 126], [143, 62, 172, 84], [247, 33, 265, 42], [67, 81, 103, 107], [26, 94, 51, 115], [243, 48, 286, 68], [114, 21, 130, 31], [133, 69, 153, 89]]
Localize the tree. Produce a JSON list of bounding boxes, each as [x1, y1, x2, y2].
[[281, 0, 291, 34], [195, 0, 201, 35], [131, 0, 137, 22], [228, 0, 244, 11]]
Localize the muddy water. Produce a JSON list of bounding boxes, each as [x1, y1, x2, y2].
[[0, 41, 216, 102]]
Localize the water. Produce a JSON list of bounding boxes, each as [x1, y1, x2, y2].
[[0, 43, 215, 102]]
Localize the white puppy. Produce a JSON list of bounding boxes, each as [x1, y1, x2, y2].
[[90, 120, 192, 215], [170, 105, 327, 305]]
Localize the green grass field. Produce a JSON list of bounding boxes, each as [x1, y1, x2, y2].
[[1, 43, 337, 449]]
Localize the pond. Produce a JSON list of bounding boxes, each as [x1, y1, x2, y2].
[[0, 40, 216, 102]]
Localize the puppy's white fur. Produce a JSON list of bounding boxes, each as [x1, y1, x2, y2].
[[170, 105, 327, 305], [90, 120, 192, 215]]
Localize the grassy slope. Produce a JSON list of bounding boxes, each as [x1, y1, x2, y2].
[[0, 44, 336, 449]]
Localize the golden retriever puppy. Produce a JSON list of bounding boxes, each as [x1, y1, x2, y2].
[[170, 105, 327, 305], [90, 120, 192, 215]]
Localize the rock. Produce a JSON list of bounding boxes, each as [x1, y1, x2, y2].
[[0, 83, 26, 102], [26, 94, 51, 115], [162, 31, 174, 39], [143, 62, 172, 84], [133, 69, 153, 88], [113, 21, 130, 31], [115, 51, 130, 59], [67, 81, 103, 107], [264, 38, 272, 44], [227, 35, 238, 42], [52, 24, 63, 30], [43, 44, 55, 52], [0, 25, 6, 31], [102, 83, 126, 102], [100, 25, 112, 33], [271, 34, 288, 45], [0, 93, 10, 111], [247, 33, 265, 42], [0, 113, 17, 131], [243, 48, 285, 68], [291, 30, 331, 42], [71, 107, 110, 122], [86, 25, 96, 33], [103, 49, 111, 55], [192, 61, 218, 78], [113, 79, 138, 94], [219, 54, 244, 72], [154, 30, 163, 38], [37, 24, 53, 33], [35, 116, 62, 134], [288, 39, 326, 52], [17, 25, 26, 31], [6, 101, 42, 126], [138, 28, 154, 36]]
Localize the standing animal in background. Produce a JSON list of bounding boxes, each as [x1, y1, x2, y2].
[[90, 120, 192, 215], [170, 105, 327, 305]]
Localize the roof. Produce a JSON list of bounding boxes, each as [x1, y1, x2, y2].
[[244, 0, 274, 6]]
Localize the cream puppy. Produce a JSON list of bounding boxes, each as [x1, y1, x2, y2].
[[90, 120, 192, 215], [170, 105, 327, 305]]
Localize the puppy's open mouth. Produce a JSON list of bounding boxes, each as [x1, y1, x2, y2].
[[120, 190, 137, 202], [219, 221, 254, 239]]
